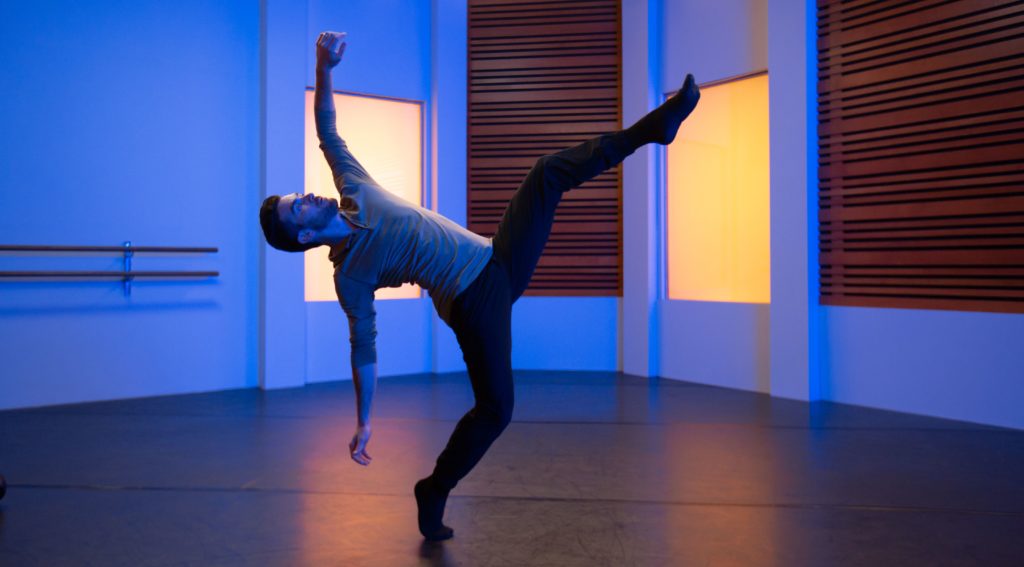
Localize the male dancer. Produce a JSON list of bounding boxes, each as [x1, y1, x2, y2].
[[259, 31, 700, 541]]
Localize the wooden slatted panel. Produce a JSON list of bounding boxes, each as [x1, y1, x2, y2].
[[468, 0, 622, 295], [817, 0, 1024, 314]]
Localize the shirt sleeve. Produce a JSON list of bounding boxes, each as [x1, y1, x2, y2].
[[334, 273, 377, 367], [315, 108, 373, 189]]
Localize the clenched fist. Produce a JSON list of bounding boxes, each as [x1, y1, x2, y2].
[[316, 31, 347, 69]]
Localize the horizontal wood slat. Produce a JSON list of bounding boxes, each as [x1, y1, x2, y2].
[[468, 0, 622, 296], [818, 0, 1024, 313]]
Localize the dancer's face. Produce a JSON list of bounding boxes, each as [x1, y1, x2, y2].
[[276, 193, 339, 243]]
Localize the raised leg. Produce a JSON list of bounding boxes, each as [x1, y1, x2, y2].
[[490, 73, 700, 300], [492, 131, 636, 301]]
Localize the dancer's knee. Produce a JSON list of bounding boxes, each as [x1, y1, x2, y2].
[[536, 153, 569, 176], [497, 399, 514, 429], [533, 154, 552, 173], [480, 397, 514, 430], [532, 154, 569, 194], [527, 155, 551, 184]]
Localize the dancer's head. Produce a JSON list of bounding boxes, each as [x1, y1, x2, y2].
[[260, 193, 339, 252]]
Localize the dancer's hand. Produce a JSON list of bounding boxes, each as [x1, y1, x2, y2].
[[349, 424, 372, 466], [316, 31, 347, 70]]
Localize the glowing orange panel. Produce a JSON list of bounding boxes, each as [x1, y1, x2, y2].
[[665, 73, 770, 303], [304, 91, 423, 302]]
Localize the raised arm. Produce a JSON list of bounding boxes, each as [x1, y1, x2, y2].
[[313, 32, 375, 189], [315, 31, 345, 113], [314, 31, 347, 181]]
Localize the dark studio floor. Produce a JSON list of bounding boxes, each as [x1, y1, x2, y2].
[[0, 371, 1022, 566]]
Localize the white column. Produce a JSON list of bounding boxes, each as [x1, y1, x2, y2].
[[429, 0, 470, 374], [767, 0, 822, 400], [621, 0, 662, 377], [259, 0, 308, 389]]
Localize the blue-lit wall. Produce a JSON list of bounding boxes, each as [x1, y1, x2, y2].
[[3, 1, 1019, 430], [0, 0, 616, 412], [824, 308, 1024, 429], [0, 0, 261, 409]]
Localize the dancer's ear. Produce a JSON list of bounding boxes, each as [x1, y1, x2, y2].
[[297, 228, 316, 244]]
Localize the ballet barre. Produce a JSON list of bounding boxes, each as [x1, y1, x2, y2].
[[0, 242, 219, 296]]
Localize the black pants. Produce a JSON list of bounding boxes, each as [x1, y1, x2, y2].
[[430, 130, 636, 492]]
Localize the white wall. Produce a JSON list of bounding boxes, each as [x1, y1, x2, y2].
[[662, 0, 767, 89], [621, 0, 661, 378], [513, 298, 618, 371], [307, 298, 433, 381], [0, 0, 261, 410], [766, 0, 820, 401], [430, 0, 472, 373], [261, 0, 308, 391], [825, 307, 1024, 429], [660, 300, 770, 391], [653, 0, 771, 392]]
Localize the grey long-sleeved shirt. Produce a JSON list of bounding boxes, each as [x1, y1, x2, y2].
[[316, 109, 493, 367]]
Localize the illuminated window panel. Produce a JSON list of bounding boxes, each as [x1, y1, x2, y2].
[[304, 90, 423, 302], [665, 73, 770, 303]]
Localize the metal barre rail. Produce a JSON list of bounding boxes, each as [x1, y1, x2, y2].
[[0, 271, 219, 277], [0, 242, 219, 296], [0, 245, 217, 253]]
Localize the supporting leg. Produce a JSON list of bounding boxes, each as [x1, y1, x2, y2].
[[418, 258, 514, 541]]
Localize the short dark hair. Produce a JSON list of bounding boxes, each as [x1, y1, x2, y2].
[[259, 195, 318, 252]]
